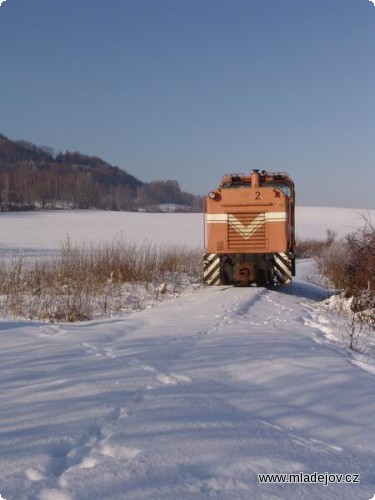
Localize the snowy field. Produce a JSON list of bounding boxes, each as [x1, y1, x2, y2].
[[0, 207, 374, 257], [1, 208, 375, 500]]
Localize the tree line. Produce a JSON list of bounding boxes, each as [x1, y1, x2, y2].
[[0, 135, 202, 212]]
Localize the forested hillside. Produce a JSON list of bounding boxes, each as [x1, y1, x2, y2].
[[0, 134, 202, 211]]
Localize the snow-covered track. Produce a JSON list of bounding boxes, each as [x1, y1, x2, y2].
[[1, 261, 375, 500]]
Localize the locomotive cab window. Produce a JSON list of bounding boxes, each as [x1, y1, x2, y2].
[[221, 182, 251, 189], [263, 182, 291, 197]]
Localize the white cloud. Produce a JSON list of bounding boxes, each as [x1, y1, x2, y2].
[[369, 0, 375, 6], [0, 0, 6, 6]]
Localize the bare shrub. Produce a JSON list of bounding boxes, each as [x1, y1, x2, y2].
[[0, 238, 202, 322], [295, 229, 337, 259], [326, 294, 372, 352], [295, 238, 325, 258], [341, 303, 369, 352], [318, 216, 375, 303], [344, 217, 375, 301], [317, 241, 349, 291], [318, 215, 375, 342]]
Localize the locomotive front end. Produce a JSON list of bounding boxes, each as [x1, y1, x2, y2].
[[204, 170, 295, 286]]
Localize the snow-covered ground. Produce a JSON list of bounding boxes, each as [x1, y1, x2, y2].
[[0, 207, 374, 257], [0, 211, 203, 257], [1, 208, 375, 500]]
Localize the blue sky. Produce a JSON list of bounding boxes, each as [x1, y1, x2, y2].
[[0, 0, 374, 207]]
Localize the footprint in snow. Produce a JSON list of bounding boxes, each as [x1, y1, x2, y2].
[[129, 360, 192, 386], [155, 372, 192, 385], [38, 488, 72, 500], [29, 403, 135, 499], [80, 342, 117, 359], [41, 325, 66, 336], [25, 467, 46, 482]]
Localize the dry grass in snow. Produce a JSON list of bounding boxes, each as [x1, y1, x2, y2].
[[0, 238, 202, 321]]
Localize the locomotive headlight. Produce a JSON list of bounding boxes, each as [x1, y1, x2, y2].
[[208, 191, 217, 200]]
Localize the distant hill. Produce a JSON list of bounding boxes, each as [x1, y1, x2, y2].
[[0, 134, 202, 212]]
